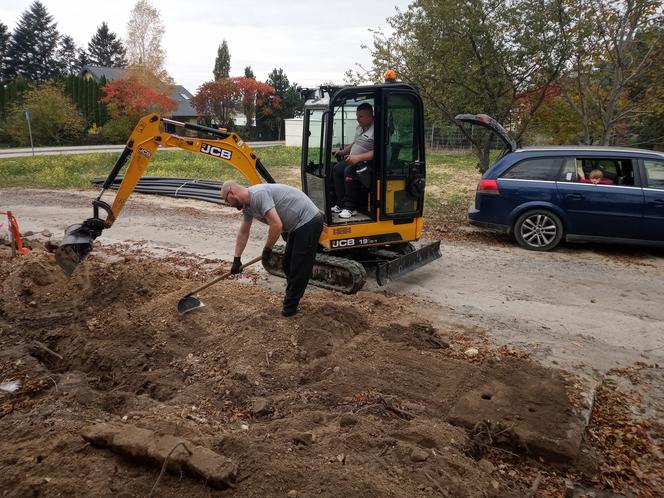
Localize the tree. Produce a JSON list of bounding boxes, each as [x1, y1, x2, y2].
[[56, 35, 79, 76], [4, 83, 84, 146], [100, 76, 176, 122], [192, 79, 240, 129], [557, 0, 663, 145], [233, 76, 275, 127], [6, 1, 60, 81], [126, 0, 166, 77], [88, 22, 127, 67], [360, 0, 569, 171], [244, 66, 255, 79], [213, 40, 231, 80], [77, 48, 90, 69], [261, 68, 304, 139], [0, 22, 10, 81]]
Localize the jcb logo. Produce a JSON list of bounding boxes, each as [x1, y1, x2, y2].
[[201, 143, 232, 160], [137, 146, 151, 158], [331, 238, 355, 248]]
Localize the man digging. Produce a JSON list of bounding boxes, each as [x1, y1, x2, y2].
[[221, 181, 323, 317]]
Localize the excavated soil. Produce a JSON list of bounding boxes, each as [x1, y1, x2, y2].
[[0, 246, 595, 497]]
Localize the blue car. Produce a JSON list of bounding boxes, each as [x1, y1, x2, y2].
[[460, 114, 664, 251]]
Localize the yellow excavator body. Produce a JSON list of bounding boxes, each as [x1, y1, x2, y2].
[[56, 82, 440, 292]]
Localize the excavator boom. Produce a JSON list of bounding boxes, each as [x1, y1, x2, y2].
[[55, 114, 274, 275]]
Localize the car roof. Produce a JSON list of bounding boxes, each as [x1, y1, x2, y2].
[[513, 145, 664, 158]]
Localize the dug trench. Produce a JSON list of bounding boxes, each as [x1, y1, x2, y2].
[[1, 245, 600, 497]]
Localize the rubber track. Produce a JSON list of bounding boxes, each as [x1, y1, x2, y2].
[[263, 245, 367, 294]]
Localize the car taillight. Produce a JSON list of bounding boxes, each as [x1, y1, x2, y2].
[[477, 179, 499, 194]]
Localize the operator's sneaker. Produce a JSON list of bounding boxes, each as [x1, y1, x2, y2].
[[339, 209, 357, 219], [331, 205, 342, 213]]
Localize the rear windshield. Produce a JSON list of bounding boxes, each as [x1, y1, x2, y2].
[[501, 157, 564, 181]]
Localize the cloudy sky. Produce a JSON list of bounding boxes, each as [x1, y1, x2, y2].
[[0, 0, 411, 92]]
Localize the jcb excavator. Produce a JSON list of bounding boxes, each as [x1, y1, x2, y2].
[[56, 76, 441, 293]]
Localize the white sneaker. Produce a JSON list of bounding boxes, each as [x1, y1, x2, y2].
[[339, 209, 356, 219], [331, 205, 342, 213]]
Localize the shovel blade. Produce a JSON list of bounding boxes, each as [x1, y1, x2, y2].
[[177, 295, 205, 315]]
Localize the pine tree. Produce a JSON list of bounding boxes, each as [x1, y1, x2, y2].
[[244, 66, 255, 79], [0, 22, 10, 81], [213, 40, 230, 80], [7, 1, 60, 81], [56, 35, 80, 76], [263, 68, 304, 139], [88, 22, 127, 67], [78, 48, 90, 69]]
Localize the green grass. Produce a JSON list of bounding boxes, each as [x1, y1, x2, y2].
[[0, 147, 303, 189], [0, 147, 479, 225]]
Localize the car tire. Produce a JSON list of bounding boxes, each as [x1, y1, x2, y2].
[[513, 210, 563, 251]]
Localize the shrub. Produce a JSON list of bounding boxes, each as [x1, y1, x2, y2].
[[99, 115, 134, 144], [4, 83, 85, 146]]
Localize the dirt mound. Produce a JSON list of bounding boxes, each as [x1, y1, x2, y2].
[[0, 246, 590, 496]]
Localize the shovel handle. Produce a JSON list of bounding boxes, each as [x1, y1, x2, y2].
[[186, 255, 262, 297]]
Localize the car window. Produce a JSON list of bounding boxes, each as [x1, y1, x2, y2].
[[559, 158, 578, 181], [501, 157, 564, 181], [575, 157, 636, 186], [643, 159, 664, 189]]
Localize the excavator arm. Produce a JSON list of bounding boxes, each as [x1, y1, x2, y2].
[[55, 113, 274, 275]]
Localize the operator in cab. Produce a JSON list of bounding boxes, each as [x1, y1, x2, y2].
[[220, 181, 323, 317], [331, 103, 374, 219]]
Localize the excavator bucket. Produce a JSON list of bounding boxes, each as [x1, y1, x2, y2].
[[54, 223, 95, 275]]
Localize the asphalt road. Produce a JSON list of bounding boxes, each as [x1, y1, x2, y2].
[[0, 141, 286, 158]]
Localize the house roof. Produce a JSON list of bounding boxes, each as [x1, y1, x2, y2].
[[81, 66, 126, 82], [80, 66, 197, 118], [170, 85, 196, 118]]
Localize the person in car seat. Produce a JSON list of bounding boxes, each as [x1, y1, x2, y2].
[[331, 103, 374, 219], [580, 169, 613, 185]]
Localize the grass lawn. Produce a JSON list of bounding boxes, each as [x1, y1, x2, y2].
[[0, 147, 480, 226]]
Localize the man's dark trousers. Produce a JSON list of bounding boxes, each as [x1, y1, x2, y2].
[[282, 214, 324, 314], [332, 160, 362, 210]]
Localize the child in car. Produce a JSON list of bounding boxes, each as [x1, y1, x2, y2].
[[580, 169, 613, 185]]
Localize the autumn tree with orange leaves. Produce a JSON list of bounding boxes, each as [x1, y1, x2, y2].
[[100, 76, 175, 121], [192, 77, 277, 130], [233, 76, 277, 127], [99, 76, 175, 142]]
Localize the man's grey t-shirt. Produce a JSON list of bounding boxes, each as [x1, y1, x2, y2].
[[350, 123, 374, 156], [243, 184, 320, 232]]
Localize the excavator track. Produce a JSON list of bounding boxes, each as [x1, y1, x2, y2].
[[263, 245, 367, 294]]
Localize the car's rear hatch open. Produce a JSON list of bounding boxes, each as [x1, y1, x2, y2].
[[454, 114, 516, 154]]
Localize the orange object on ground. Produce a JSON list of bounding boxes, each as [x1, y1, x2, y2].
[[0, 211, 30, 255]]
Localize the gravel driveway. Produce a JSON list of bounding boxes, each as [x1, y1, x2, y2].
[[3, 187, 663, 375]]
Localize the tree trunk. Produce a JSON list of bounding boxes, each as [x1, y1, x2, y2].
[[475, 140, 493, 174]]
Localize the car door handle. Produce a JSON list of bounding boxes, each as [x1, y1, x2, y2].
[[565, 193, 584, 200], [650, 199, 664, 207]]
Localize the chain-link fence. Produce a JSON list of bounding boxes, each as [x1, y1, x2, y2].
[[424, 124, 509, 153], [424, 125, 473, 152]]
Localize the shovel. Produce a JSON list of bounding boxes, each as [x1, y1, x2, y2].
[[177, 255, 262, 315]]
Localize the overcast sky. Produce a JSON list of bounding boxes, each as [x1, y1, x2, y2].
[[0, 0, 411, 92]]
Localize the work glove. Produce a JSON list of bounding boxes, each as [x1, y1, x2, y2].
[[261, 246, 273, 267], [230, 256, 242, 275]]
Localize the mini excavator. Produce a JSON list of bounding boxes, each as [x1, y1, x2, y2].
[[56, 75, 441, 293]]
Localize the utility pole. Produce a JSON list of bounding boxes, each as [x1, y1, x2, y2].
[[23, 106, 35, 156]]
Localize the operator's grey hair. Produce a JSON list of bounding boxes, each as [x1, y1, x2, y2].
[[220, 180, 239, 199]]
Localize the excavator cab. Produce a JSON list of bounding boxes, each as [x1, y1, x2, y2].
[[297, 81, 439, 287]]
